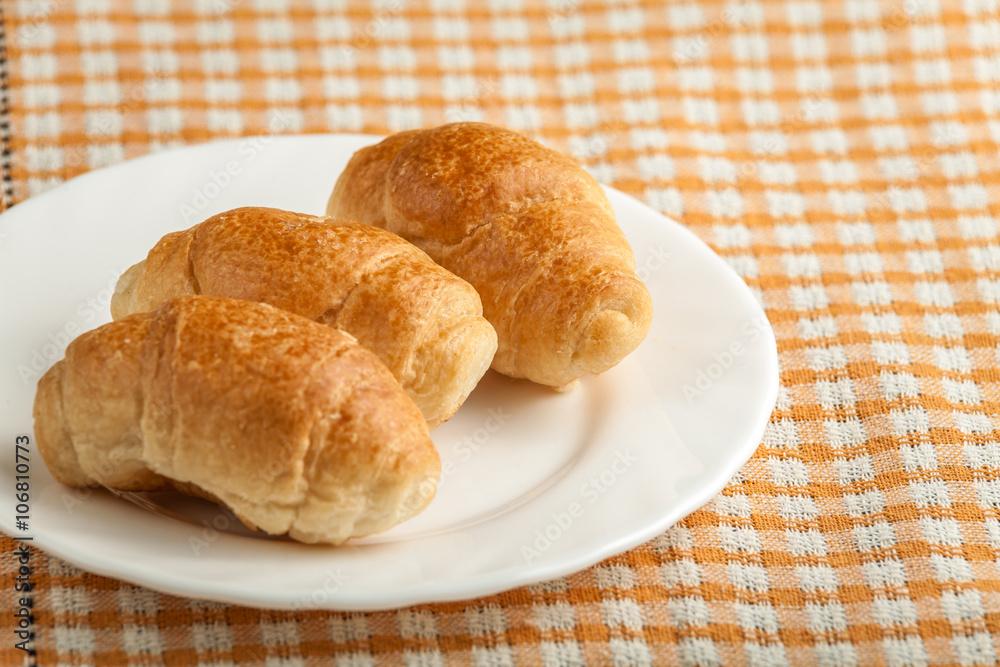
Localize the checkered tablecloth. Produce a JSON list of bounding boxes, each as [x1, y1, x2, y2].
[[2, 0, 1000, 665]]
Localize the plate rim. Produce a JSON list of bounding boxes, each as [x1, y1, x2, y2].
[[0, 133, 779, 610]]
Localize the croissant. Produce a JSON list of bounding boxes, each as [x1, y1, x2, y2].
[[34, 295, 440, 545], [111, 206, 497, 428], [327, 122, 653, 389]]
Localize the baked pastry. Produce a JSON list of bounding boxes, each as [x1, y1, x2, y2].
[[111, 206, 497, 428], [34, 295, 440, 545], [326, 122, 653, 388]]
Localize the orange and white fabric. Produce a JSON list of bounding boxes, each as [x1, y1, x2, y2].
[[2, 0, 1000, 665]]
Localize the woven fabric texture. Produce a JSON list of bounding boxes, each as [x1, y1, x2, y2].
[[2, 0, 1000, 665]]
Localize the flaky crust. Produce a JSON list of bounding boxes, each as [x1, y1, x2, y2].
[[111, 207, 497, 428], [34, 313, 170, 492], [34, 296, 440, 545], [327, 122, 653, 388]]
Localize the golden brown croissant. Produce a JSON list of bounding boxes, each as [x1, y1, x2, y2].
[[111, 206, 497, 428], [326, 122, 653, 388], [34, 295, 440, 545]]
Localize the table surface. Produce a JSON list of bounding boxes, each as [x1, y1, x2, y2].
[[2, 0, 999, 665]]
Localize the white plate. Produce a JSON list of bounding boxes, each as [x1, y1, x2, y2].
[[0, 134, 778, 610]]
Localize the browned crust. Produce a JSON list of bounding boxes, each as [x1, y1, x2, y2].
[[111, 207, 497, 427], [327, 122, 653, 388], [33, 295, 441, 545]]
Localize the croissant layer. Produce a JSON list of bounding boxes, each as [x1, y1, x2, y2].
[[327, 122, 653, 388], [34, 295, 440, 545], [111, 206, 497, 428]]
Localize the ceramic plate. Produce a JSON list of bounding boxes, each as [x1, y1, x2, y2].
[[0, 134, 778, 610]]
